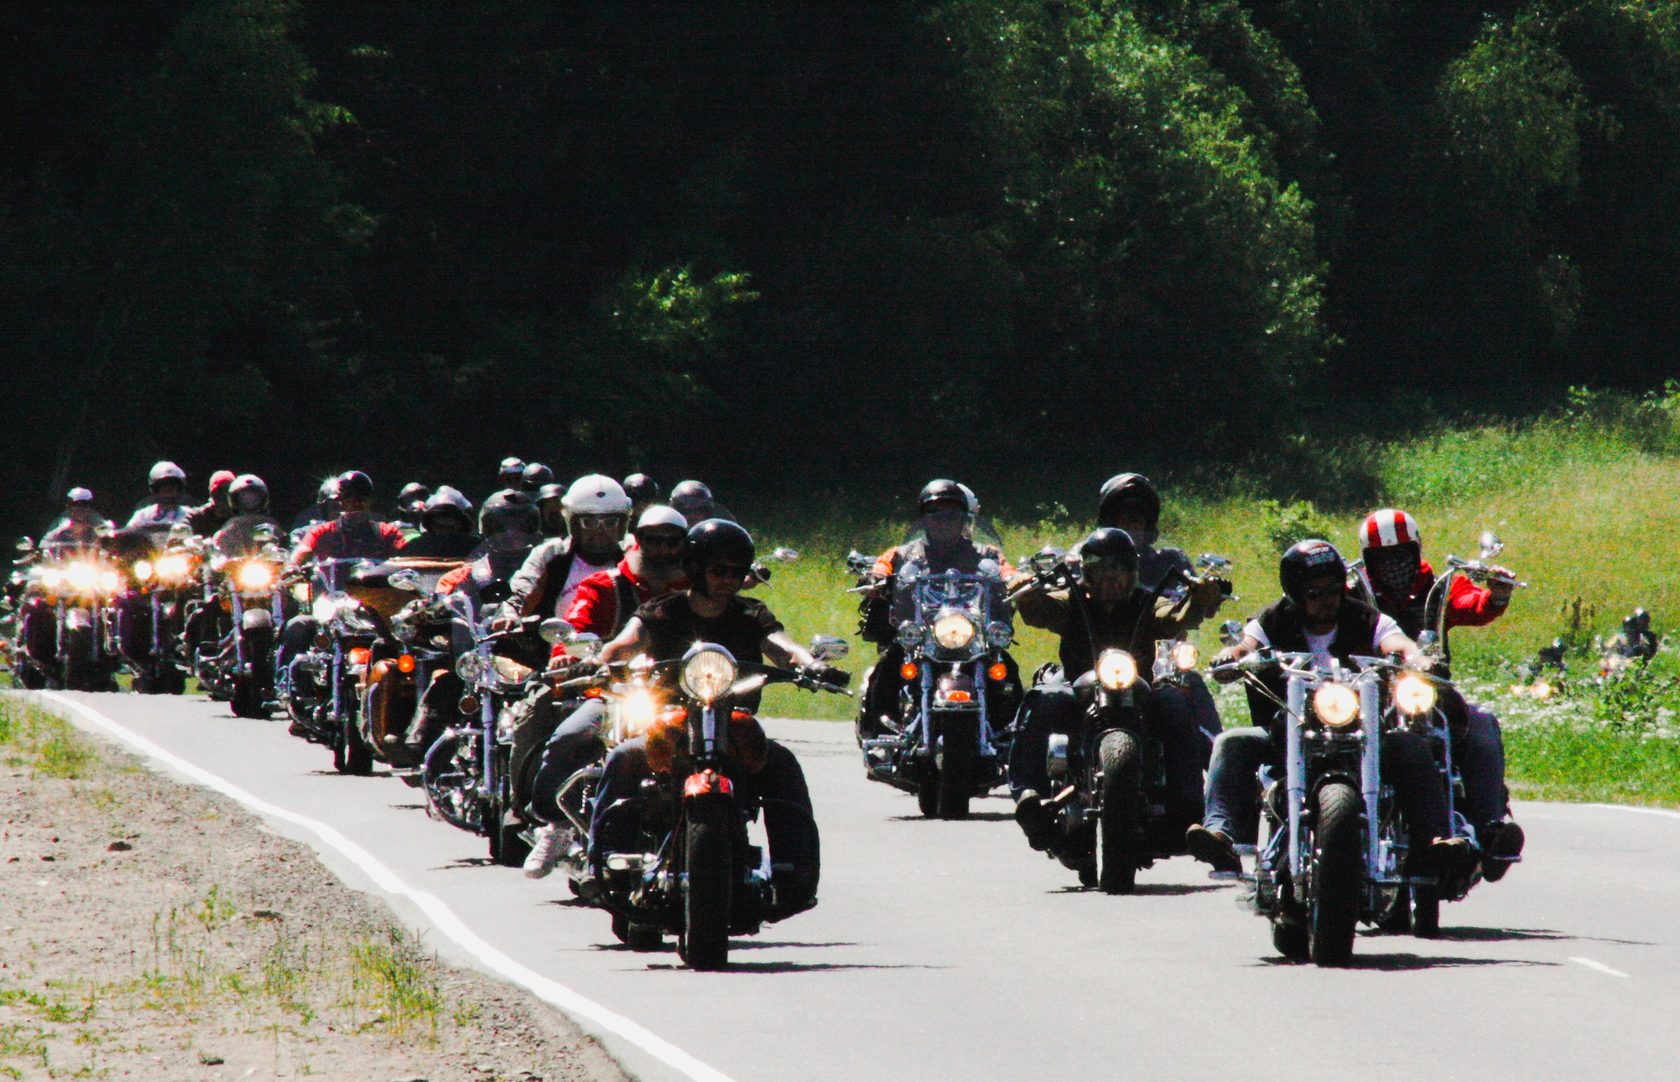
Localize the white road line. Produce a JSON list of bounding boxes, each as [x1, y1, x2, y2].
[[1570, 957, 1631, 979], [1581, 803, 1680, 822], [30, 691, 737, 1082]]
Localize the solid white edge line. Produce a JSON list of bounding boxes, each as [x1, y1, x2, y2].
[[1580, 803, 1680, 821], [1569, 957, 1631, 979], [29, 691, 738, 1082]]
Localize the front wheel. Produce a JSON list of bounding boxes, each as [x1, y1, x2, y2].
[[333, 708, 373, 775], [935, 715, 976, 820], [678, 797, 733, 970], [231, 676, 267, 719], [1097, 730, 1142, 894], [1307, 782, 1364, 967]]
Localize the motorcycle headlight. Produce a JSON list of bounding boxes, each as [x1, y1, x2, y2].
[[155, 554, 191, 583], [236, 561, 276, 592], [132, 560, 154, 583], [97, 570, 120, 594], [291, 581, 310, 603], [932, 609, 977, 650], [986, 620, 1014, 649], [1172, 642, 1199, 672], [456, 652, 484, 684], [311, 593, 343, 624], [67, 562, 97, 593], [679, 645, 738, 702], [1096, 649, 1138, 691], [40, 568, 63, 590], [896, 621, 926, 649], [1313, 683, 1360, 728], [619, 687, 657, 735], [491, 655, 534, 685], [1394, 673, 1437, 716]]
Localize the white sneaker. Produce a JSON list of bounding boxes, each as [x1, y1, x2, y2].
[[523, 824, 565, 879]]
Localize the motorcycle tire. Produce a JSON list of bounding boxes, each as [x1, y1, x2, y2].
[[155, 665, 186, 696], [1272, 918, 1309, 961], [1410, 884, 1441, 938], [61, 630, 96, 692], [133, 670, 156, 695], [489, 769, 530, 868], [1097, 730, 1142, 894], [231, 676, 267, 719], [333, 711, 373, 776], [1307, 781, 1363, 967], [916, 770, 939, 818], [678, 798, 733, 970], [935, 715, 976, 820], [612, 913, 664, 952]]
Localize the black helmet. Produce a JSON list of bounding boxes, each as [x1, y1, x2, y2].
[[336, 470, 374, 501], [1098, 473, 1160, 530], [918, 479, 967, 514], [422, 485, 474, 530], [1079, 527, 1139, 579], [670, 479, 715, 522], [521, 462, 554, 491], [1280, 539, 1346, 606], [479, 490, 539, 537], [536, 482, 564, 504], [682, 518, 755, 592], [398, 482, 431, 515], [623, 472, 660, 505], [228, 474, 269, 513]]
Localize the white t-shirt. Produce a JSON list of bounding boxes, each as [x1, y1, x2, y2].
[[1244, 614, 1402, 671], [556, 555, 615, 616]]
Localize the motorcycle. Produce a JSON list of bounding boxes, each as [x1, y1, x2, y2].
[[846, 537, 1017, 819], [194, 530, 289, 717], [109, 525, 196, 694], [1216, 649, 1475, 965], [355, 559, 469, 767], [587, 638, 850, 968], [10, 538, 122, 691]]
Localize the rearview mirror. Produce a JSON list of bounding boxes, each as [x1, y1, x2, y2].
[[1478, 531, 1504, 561], [810, 635, 849, 662], [845, 549, 874, 577], [14, 537, 33, 554], [766, 546, 799, 563], [1219, 619, 1244, 646], [389, 568, 422, 592], [538, 617, 573, 645]]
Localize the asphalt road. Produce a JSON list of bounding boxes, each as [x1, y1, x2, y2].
[[36, 691, 1680, 1082]]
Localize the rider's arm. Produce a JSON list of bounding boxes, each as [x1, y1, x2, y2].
[[1444, 573, 1511, 629], [597, 616, 650, 665], [505, 541, 556, 618], [1010, 576, 1070, 634], [764, 630, 814, 669], [1376, 612, 1418, 659]]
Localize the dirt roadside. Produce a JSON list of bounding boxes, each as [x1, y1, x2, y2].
[[0, 701, 632, 1081]]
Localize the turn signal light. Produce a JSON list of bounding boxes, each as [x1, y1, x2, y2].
[[348, 647, 372, 667], [396, 654, 416, 674], [584, 686, 605, 699], [988, 663, 1009, 682], [900, 662, 919, 681]]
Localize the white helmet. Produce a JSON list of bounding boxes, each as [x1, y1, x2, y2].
[[148, 460, 186, 489], [634, 504, 688, 533], [561, 474, 631, 520]]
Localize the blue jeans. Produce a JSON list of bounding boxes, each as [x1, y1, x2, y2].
[[529, 698, 609, 824], [1458, 704, 1510, 834]]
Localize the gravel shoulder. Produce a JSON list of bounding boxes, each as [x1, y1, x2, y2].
[[0, 701, 631, 1082]]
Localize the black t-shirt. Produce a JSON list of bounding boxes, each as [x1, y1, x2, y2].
[[636, 592, 784, 666]]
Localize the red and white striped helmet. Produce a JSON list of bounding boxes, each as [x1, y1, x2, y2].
[[1359, 509, 1420, 554]]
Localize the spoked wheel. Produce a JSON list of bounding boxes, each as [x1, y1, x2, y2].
[[1306, 782, 1363, 967], [1097, 730, 1142, 894], [678, 798, 733, 970]]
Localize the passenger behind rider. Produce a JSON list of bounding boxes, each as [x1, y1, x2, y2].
[[1183, 540, 1476, 882], [856, 479, 1019, 744], [579, 519, 847, 920], [535, 483, 565, 538], [669, 479, 735, 527], [520, 504, 692, 878], [1007, 527, 1225, 852], [1354, 508, 1525, 879], [499, 475, 633, 635], [126, 461, 191, 535], [399, 486, 480, 560], [185, 470, 238, 537]]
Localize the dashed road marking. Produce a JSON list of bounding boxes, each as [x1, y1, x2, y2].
[[1570, 957, 1630, 979]]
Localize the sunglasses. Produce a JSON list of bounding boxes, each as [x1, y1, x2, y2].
[[706, 562, 750, 580], [573, 514, 623, 531], [1301, 584, 1342, 602], [638, 532, 685, 549]]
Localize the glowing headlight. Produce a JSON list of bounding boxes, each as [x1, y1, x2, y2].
[[491, 655, 534, 684], [236, 561, 276, 592], [311, 593, 344, 623], [1172, 642, 1199, 671], [680, 645, 738, 702], [132, 560, 154, 582], [1096, 649, 1138, 691], [1393, 673, 1437, 715], [154, 554, 191, 583], [619, 688, 657, 735], [1313, 683, 1360, 728], [291, 581, 310, 603], [40, 568, 63, 590], [931, 609, 977, 650], [97, 570, 120, 594], [67, 562, 97, 593]]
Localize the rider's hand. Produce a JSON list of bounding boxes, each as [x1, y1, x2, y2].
[[806, 663, 851, 688], [1189, 577, 1227, 614], [1487, 566, 1516, 604], [1211, 646, 1243, 684], [490, 613, 520, 633], [863, 577, 889, 601]]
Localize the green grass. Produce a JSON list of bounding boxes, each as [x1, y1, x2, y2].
[[744, 388, 1680, 807], [0, 701, 96, 778]]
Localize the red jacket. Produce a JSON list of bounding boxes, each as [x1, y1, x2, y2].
[[552, 559, 688, 657], [1371, 559, 1507, 637], [296, 517, 406, 561]]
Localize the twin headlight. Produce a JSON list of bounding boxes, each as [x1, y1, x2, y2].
[[1096, 649, 1138, 691], [1393, 672, 1437, 716], [1312, 683, 1360, 728], [235, 561, 276, 592], [680, 644, 739, 702]]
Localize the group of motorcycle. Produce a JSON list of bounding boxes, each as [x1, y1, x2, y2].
[[844, 523, 1526, 967]]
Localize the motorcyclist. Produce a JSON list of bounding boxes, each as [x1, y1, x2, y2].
[[623, 473, 660, 519], [1183, 540, 1475, 881], [502, 475, 632, 624], [520, 504, 692, 878], [398, 486, 480, 559], [290, 478, 340, 532], [40, 488, 110, 551], [580, 519, 848, 920], [1093, 472, 1228, 761], [669, 479, 734, 526], [535, 483, 565, 538], [185, 470, 238, 536], [395, 482, 432, 533], [187, 474, 283, 660], [496, 456, 526, 495], [1007, 527, 1226, 851], [126, 461, 191, 535], [1352, 508, 1524, 879], [855, 479, 1017, 743], [521, 462, 555, 493]]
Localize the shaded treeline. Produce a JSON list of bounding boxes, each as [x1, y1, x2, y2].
[[4, 1, 1679, 535]]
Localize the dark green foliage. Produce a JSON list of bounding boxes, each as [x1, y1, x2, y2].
[[3, 0, 1680, 538]]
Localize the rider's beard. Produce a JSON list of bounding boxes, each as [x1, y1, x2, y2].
[[640, 552, 681, 582]]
